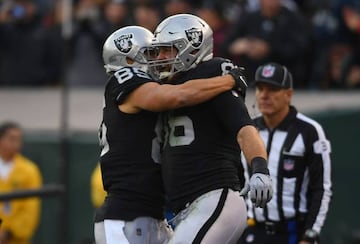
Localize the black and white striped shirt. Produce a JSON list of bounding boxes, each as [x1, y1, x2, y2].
[[241, 106, 332, 233]]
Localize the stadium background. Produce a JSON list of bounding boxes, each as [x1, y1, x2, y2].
[[1, 0, 360, 242], [0, 88, 359, 243]]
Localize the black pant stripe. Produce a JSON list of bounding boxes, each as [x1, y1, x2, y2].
[[192, 188, 229, 244]]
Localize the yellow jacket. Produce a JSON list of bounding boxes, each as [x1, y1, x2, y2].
[[90, 163, 106, 208], [0, 154, 42, 244]]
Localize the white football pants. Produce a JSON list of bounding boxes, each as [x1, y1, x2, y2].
[[94, 216, 173, 244], [169, 188, 247, 244]]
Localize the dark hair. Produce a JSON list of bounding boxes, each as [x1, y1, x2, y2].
[[0, 122, 21, 139]]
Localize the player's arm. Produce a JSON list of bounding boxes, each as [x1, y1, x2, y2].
[[237, 125, 273, 208], [210, 91, 272, 207], [237, 125, 267, 163], [121, 74, 236, 113]]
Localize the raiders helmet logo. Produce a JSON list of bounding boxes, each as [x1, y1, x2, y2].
[[261, 65, 275, 78], [114, 33, 133, 53], [185, 28, 203, 48]]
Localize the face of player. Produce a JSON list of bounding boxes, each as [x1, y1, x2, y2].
[[0, 127, 22, 161], [255, 83, 292, 118], [156, 46, 178, 60], [153, 46, 179, 82]]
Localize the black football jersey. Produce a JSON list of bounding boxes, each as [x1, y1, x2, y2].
[[161, 58, 254, 213], [99, 67, 164, 220]]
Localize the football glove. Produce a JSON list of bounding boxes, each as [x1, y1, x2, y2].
[[249, 173, 273, 208], [228, 66, 248, 100]]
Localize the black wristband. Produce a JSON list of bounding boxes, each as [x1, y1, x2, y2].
[[251, 157, 269, 175]]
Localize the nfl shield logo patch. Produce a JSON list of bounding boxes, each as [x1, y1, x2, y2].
[[283, 158, 295, 171], [262, 65, 275, 78]]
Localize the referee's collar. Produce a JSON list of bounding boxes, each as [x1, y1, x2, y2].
[[256, 106, 298, 130]]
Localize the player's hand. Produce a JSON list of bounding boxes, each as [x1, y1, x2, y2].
[[228, 66, 247, 99], [249, 173, 273, 208]]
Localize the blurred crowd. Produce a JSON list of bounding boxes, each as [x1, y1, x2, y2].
[[0, 0, 359, 89]]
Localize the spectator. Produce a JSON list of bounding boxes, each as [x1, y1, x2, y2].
[[101, 0, 132, 35], [163, 0, 194, 17], [341, 49, 360, 88], [0, 122, 42, 244], [132, 1, 161, 32], [297, 0, 338, 89], [90, 162, 106, 209], [90, 162, 106, 244], [238, 63, 332, 244], [222, 0, 310, 87], [0, 0, 62, 86], [196, 0, 232, 57], [329, 0, 360, 88], [65, 0, 108, 86]]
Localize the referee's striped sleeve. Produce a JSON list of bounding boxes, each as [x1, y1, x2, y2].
[[298, 114, 332, 233]]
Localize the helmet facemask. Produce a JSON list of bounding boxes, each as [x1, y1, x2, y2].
[[147, 41, 185, 81]]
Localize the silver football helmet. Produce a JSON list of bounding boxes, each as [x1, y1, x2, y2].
[[149, 14, 213, 80], [102, 26, 155, 74]]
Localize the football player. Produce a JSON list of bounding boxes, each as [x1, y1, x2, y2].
[[95, 25, 246, 244], [149, 14, 273, 243]]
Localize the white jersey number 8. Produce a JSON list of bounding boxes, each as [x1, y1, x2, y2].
[[168, 116, 195, 147], [114, 67, 151, 84]]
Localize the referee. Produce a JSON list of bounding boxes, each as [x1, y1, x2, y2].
[[238, 63, 332, 244]]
